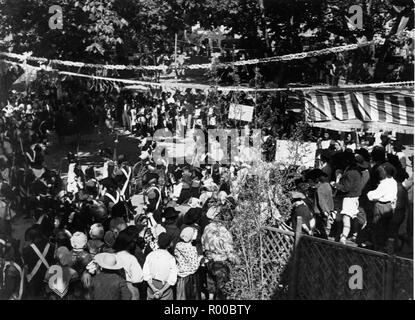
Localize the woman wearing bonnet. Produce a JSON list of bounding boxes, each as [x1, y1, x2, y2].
[[174, 226, 203, 300]]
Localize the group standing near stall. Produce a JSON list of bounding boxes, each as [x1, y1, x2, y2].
[[0, 87, 412, 300]]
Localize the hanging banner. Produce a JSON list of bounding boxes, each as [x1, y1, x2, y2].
[[228, 103, 254, 122]]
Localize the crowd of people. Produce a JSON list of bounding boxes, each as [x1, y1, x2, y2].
[[290, 130, 413, 252], [0, 87, 413, 301], [0, 91, 245, 301]]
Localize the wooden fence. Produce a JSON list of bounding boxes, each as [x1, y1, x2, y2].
[[260, 217, 413, 300]]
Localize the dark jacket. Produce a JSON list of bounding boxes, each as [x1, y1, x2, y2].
[[90, 271, 131, 300], [334, 168, 363, 198], [22, 241, 55, 299], [162, 222, 181, 252], [314, 182, 334, 214]]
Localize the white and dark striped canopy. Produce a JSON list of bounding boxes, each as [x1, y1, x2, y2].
[[304, 89, 414, 132]]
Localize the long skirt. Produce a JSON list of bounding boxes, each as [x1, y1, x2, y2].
[[176, 272, 201, 300]]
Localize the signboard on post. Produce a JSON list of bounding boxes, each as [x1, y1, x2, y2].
[[228, 103, 254, 122]]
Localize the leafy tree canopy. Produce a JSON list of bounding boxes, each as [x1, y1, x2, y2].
[[0, 0, 413, 84]]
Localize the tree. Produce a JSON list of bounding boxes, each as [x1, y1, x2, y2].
[[0, 0, 128, 62], [0, 0, 412, 84]]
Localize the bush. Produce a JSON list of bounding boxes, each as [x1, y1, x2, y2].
[[225, 123, 311, 299]]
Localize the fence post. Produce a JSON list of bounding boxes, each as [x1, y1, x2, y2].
[[288, 216, 302, 300], [385, 238, 395, 300]]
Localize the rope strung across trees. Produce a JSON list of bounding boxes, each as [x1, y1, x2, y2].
[[2, 59, 414, 93], [0, 40, 383, 72]]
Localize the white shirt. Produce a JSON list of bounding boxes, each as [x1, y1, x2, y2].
[[395, 151, 407, 168], [367, 177, 398, 203], [374, 131, 383, 146], [345, 142, 356, 151], [321, 140, 331, 149], [143, 249, 178, 286], [172, 182, 183, 199], [116, 251, 144, 284]]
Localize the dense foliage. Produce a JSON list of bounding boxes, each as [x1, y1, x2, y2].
[[0, 0, 413, 84], [224, 122, 312, 299]]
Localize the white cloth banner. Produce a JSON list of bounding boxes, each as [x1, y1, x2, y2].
[[228, 104, 254, 122]]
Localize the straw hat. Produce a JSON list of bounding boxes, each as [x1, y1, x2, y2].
[[290, 191, 306, 200], [94, 253, 123, 270]]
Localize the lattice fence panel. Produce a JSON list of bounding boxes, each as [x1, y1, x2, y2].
[[296, 236, 388, 300], [393, 257, 413, 300], [261, 227, 295, 299], [260, 227, 413, 300]]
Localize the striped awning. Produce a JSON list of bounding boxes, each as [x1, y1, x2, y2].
[[304, 89, 414, 127]]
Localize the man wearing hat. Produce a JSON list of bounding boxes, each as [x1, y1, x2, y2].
[[161, 206, 181, 251], [290, 190, 315, 236], [89, 253, 132, 300], [355, 152, 370, 192]]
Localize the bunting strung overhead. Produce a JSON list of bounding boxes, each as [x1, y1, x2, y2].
[[0, 40, 382, 72], [3, 59, 414, 93]]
